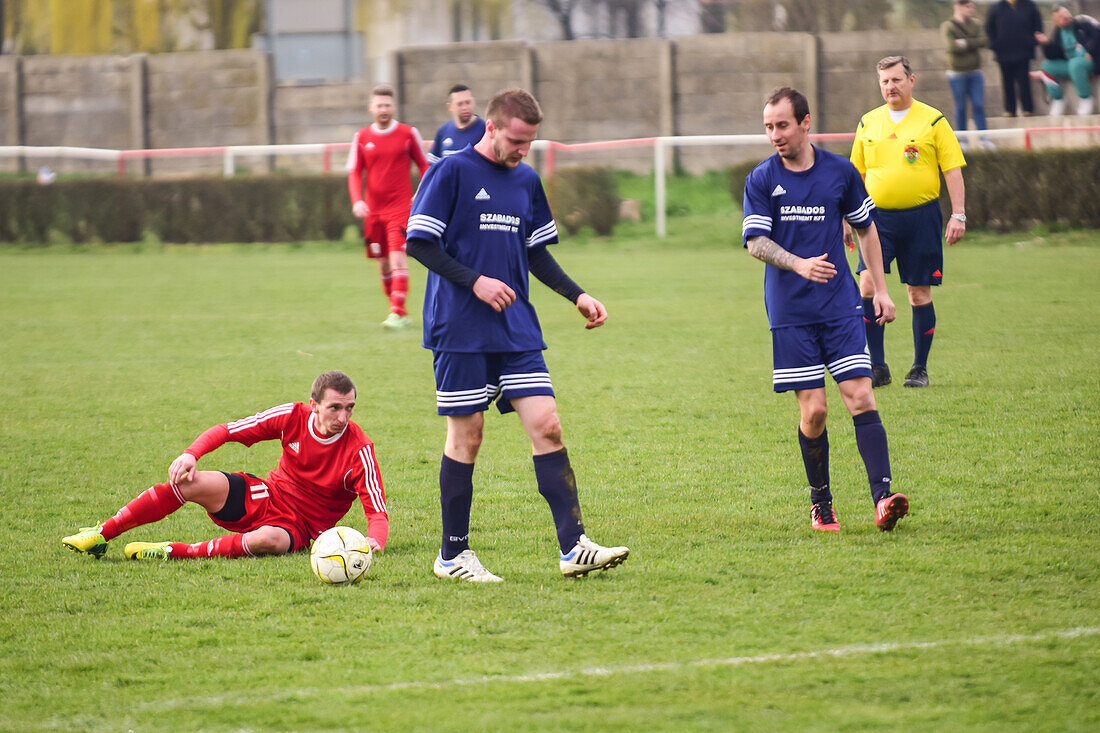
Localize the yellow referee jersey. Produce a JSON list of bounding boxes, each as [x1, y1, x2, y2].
[[850, 100, 966, 210]]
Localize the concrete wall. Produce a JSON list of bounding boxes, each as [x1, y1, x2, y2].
[[4, 30, 1087, 176], [395, 41, 533, 140], [145, 50, 271, 174]]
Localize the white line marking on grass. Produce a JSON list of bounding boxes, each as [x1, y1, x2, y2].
[[145, 626, 1098, 711]]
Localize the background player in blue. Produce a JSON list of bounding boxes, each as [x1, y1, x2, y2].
[[428, 84, 487, 164], [406, 88, 629, 582], [742, 87, 909, 533]]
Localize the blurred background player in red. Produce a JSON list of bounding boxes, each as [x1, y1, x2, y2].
[[347, 84, 430, 330], [62, 371, 388, 561]]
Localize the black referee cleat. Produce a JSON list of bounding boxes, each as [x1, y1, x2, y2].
[[871, 364, 892, 388], [903, 365, 929, 388]]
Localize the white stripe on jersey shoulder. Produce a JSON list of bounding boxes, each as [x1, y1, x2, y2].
[[526, 220, 558, 247], [742, 215, 773, 234], [227, 403, 296, 433], [844, 196, 875, 225], [407, 214, 446, 237]]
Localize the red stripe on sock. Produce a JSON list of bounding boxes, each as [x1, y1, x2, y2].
[[172, 533, 248, 559], [390, 269, 408, 316]]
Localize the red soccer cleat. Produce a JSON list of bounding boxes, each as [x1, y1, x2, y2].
[[875, 493, 909, 531], [811, 501, 840, 532]]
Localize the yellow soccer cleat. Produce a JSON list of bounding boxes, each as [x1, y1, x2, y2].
[[62, 525, 109, 559], [124, 541, 173, 560]]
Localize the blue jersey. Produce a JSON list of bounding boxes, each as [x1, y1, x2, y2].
[[408, 146, 558, 353], [742, 147, 875, 329], [429, 118, 486, 163]]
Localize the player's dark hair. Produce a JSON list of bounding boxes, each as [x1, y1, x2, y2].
[[876, 55, 913, 77], [765, 87, 810, 124], [449, 83, 470, 96], [312, 371, 356, 402], [486, 88, 543, 127], [371, 84, 395, 98]]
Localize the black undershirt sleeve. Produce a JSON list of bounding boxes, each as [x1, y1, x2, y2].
[[406, 237, 480, 290], [527, 246, 585, 304]]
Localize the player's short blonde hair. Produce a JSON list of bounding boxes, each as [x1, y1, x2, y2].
[[486, 88, 543, 128], [312, 371, 356, 402], [371, 84, 395, 99]]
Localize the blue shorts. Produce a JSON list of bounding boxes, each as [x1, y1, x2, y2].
[[771, 317, 872, 392], [857, 199, 944, 286], [433, 350, 555, 415]]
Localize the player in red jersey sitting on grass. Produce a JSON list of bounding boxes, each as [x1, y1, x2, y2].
[[62, 371, 388, 561]]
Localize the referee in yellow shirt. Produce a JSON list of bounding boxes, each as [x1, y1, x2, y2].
[[846, 56, 967, 388]]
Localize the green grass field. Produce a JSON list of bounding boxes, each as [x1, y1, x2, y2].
[[1, 182, 1098, 731]]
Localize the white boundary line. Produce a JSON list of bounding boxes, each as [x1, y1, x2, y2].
[[144, 626, 1097, 711]]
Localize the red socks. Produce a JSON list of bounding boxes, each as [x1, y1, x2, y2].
[[167, 533, 251, 559], [100, 482, 185, 541], [390, 267, 408, 316]]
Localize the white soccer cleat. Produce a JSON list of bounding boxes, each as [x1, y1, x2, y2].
[[559, 534, 629, 577], [1049, 98, 1066, 117], [1078, 98, 1094, 116], [433, 549, 503, 582]]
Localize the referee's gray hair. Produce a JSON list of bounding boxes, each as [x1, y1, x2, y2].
[[876, 56, 913, 76]]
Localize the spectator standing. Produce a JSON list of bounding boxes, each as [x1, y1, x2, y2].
[[943, 0, 992, 146], [986, 0, 1045, 116]]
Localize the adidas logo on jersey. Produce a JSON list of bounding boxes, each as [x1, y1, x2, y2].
[[365, 142, 375, 149], [288, 441, 300, 453], [475, 188, 491, 201], [443, 137, 454, 146], [771, 184, 786, 196]]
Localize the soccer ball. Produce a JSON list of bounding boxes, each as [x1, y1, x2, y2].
[[310, 526, 372, 585]]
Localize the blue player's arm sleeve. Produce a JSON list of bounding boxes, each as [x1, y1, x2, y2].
[[842, 163, 876, 229], [428, 128, 444, 163], [407, 238, 480, 289], [525, 179, 559, 248], [741, 168, 774, 247]]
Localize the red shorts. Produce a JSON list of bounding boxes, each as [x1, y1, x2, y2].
[[208, 472, 310, 552], [363, 214, 408, 259]]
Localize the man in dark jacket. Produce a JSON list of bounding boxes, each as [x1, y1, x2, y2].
[[986, 0, 1045, 115], [1035, 6, 1100, 115]]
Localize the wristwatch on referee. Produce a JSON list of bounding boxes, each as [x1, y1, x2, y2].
[[950, 213, 967, 223]]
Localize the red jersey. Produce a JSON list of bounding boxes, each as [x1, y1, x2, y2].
[[184, 402, 388, 549], [346, 122, 429, 220]]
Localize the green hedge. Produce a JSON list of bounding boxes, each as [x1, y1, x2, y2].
[[730, 147, 1100, 230], [0, 176, 351, 244], [548, 166, 621, 237]]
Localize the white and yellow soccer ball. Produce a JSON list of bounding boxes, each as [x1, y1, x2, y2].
[[310, 526, 372, 585]]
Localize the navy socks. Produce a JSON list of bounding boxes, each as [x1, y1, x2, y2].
[[912, 302, 936, 368], [439, 455, 474, 560], [798, 427, 831, 504], [533, 448, 585, 553], [853, 411, 893, 503]]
